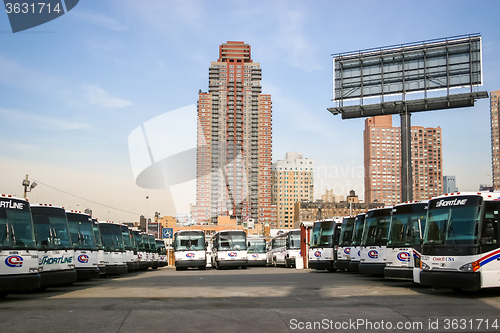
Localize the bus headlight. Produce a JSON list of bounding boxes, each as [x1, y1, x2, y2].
[[421, 262, 431, 270], [459, 261, 480, 272]]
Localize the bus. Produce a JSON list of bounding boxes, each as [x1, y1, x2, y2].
[[359, 206, 392, 275], [31, 204, 77, 288], [420, 192, 500, 291], [349, 213, 366, 272], [247, 237, 267, 267], [336, 216, 356, 271], [174, 230, 206, 270], [308, 219, 342, 272], [0, 195, 40, 297], [66, 210, 100, 280], [147, 234, 159, 269], [119, 224, 138, 272], [132, 230, 148, 270], [211, 230, 247, 270], [91, 218, 106, 276], [268, 230, 301, 268], [98, 222, 128, 275], [156, 239, 168, 267], [385, 201, 427, 281]]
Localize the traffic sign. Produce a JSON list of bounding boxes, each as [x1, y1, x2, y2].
[[162, 228, 173, 239]]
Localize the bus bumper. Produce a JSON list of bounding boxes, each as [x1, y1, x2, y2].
[[175, 259, 206, 268], [420, 271, 481, 290], [40, 269, 77, 287], [335, 259, 351, 271], [309, 260, 335, 270], [126, 262, 139, 272], [98, 265, 106, 276], [76, 267, 100, 280], [384, 266, 413, 280], [349, 260, 360, 272], [359, 262, 385, 275], [104, 264, 128, 276], [217, 259, 248, 268], [138, 262, 149, 270], [0, 273, 41, 292], [248, 259, 267, 267]]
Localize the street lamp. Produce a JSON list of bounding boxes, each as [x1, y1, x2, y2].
[[146, 196, 149, 234], [22, 174, 37, 199]]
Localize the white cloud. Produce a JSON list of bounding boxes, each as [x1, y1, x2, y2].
[[0, 108, 91, 130], [74, 11, 127, 31], [87, 85, 132, 108]]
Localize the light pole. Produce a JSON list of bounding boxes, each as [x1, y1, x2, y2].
[[146, 196, 149, 234], [22, 174, 37, 199]]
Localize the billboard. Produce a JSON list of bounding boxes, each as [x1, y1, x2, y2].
[[333, 34, 482, 102]]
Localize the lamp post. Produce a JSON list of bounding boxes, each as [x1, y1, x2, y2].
[[146, 196, 149, 234], [22, 174, 37, 199]]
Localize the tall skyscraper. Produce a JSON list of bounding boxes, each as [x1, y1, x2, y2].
[[272, 152, 314, 229], [443, 175, 458, 194], [192, 41, 274, 226], [364, 115, 443, 205], [491, 90, 500, 190]]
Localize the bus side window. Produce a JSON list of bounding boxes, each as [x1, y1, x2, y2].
[[482, 203, 499, 245]]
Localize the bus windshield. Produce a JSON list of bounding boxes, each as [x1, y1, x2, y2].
[[351, 215, 365, 246], [67, 213, 97, 250], [148, 235, 157, 252], [99, 224, 126, 252], [387, 204, 426, 248], [0, 208, 37, 250], [424, 205, 480, 246], [120, 225, 133, 250], [310, 221, 334, 248], [156, 240, 166, 255], [247, 239, 266, 253], [31, 207, 73, 250], [339, 217, 355, 247], [288, 231, 301, 249], [219, 231, 246, 251], [361, 210, 391, 246], [92, 220, 104, 250], [174, 231, 205, 251]]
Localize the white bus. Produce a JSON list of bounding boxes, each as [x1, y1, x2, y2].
[[66, 210, 100, 280], [359, 206, 392, 275], [119, 224, 139, 272], [247, 237, 267, 267], [91, 218, 106, 276], [308, 219, 342, 272], [0, 195, 40, 297], [131, 230, 148, 271], [156, 239, 168, 267], [174, 230, 206, 270], [268, 229, 301, 268], [420, 192, 500, 291], [349, 213, 366, 272], [31, 204, 77, 288], [98, 222, 128, 275], [385, 201, 427, 281], [336, 216, 356, 271], [211, 230, 247, 270]]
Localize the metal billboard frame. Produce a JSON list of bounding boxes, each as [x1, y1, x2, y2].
[[327, 34, 488, 203]]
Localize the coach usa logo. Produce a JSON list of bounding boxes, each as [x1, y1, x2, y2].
[[4, 0, 79, 33]]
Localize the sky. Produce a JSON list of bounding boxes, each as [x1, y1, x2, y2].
[[1, 0, 500, 222]]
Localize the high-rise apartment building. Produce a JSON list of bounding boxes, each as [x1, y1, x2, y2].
[[364, 115, 443, 205], [491, 90, 500, 190], [272, 152, 314, 229], [192, 41, 274, 226]]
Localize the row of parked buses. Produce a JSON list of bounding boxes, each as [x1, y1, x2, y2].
[[308, 192, 500, 291], [0, 194, 168, 298], [173, 228, 302, 270]]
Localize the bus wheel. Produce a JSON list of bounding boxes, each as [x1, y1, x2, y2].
[[242, 266, 248, 269], [175, 267, 182, 271], [198, 265, 206, 270], [0, 292, 8, 298], [327, 268, 337, 273]]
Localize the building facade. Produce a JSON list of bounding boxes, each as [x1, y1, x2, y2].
[[491, 90, 500, 190], [192, 41, 274, 226], [443, 176, 458, 194], [271, 152, 314, 229], [364, 115, 443, 205]]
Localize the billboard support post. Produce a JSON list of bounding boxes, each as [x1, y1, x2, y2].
[[400, 106, 413, 202]]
